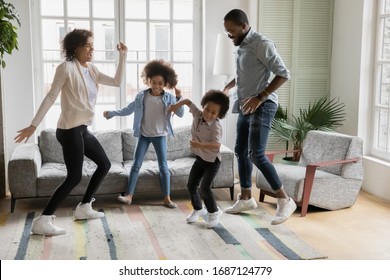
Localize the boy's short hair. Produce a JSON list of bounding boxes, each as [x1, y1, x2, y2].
[[201, 90, 230, 119]]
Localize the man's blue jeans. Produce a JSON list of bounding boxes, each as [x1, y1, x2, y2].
[[235, 100, 282, 191], [126, 135, 170, 196]]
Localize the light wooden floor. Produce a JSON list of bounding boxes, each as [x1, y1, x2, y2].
[[255, 190, 390, 260], [1, 185, 389, 260]]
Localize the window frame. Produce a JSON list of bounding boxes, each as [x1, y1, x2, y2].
[[372, 0, 390, 161], [31, 0, 201, 131]]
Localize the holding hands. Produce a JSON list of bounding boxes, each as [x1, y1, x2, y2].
[[103, 111, 110, 119], [167, 103, 180, 114], [167, 87, 183, 114]]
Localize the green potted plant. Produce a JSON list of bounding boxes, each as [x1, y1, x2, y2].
[[0, 0, 20, 67], [0, 0, 20, 197], [271, 96, 346, 162]]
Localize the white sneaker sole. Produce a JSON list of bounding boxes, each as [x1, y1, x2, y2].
[[225, 201, 258, 214]]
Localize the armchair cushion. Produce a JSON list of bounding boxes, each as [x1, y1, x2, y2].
[[299, 131, 353, 175]]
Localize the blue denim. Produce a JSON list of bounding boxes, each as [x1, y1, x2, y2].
[[126, 135, 170, 196], [235, 100, 282, 191]]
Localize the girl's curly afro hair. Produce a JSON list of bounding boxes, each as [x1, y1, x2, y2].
[[141, 59, 178, 89]]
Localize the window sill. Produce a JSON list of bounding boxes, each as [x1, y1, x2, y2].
[[363, 155, 390, 168]]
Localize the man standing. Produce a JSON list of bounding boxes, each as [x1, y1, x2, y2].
[[222, 9, 296, 225]]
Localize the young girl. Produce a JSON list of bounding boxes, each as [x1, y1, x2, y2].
[[103, 60, 184, 208], [168, 90, 230, 228]]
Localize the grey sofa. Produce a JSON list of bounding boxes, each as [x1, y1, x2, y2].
[[8, 126, 235, 212]]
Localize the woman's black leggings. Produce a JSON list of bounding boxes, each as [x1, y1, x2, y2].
[[42, 125, 111, 215]]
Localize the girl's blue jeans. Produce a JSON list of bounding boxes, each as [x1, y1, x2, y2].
[[126, 135, 170, 196]]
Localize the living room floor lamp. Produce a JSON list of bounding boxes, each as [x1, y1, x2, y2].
[[213, 33, 236, 86]]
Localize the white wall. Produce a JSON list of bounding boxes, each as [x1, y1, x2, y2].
[[3, 0, 35, 182], [331, 0, 390, 201], [203, 0, 249, 151], [330, 0, 364, 136]]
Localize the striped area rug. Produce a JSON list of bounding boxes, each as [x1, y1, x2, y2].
[[0, 201, 326, 260]]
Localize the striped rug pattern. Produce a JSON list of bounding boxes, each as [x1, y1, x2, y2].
[[0, 201, 326, 260]]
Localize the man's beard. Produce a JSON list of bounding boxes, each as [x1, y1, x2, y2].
[[233, 32, 247, 46]]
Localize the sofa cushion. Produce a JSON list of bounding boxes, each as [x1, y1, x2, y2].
[[123, 160, 163, 176], [122, 129, 138, 161], [123, 157, 195, 193], [168, 157, 196, 190], [123, 157, 195, 176], [93, 130, 123, 163], [39, 129, 123, 164], [122, 126, 194, 161], [166, 126, 194, 160], [37, 161, 127, 196], [39, 129, 64, 164]]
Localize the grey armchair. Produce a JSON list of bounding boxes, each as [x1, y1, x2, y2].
[[256, 130, 363, 217]]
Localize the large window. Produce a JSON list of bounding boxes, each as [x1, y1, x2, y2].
[[33, 0, 199, 130], [373, 0, 390, 161]]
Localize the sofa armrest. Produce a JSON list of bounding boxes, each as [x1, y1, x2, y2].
[[213, 144, 235, 189], [265, 150, 301, 162], [8, 143, 42, 198], [307, 157, 360, 168]]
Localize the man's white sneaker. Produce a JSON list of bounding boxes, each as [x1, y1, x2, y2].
[[271, 198, 297, 225], [74, 198, 104, 220], [31, 215, 66, 236], [207, 208, 223, 228], [224, 193, 257, 214], [186, 207, 207, 223]]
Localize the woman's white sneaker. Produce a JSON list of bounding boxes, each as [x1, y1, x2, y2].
[[31, 215, 66, 236], [74, 198, 104, 220]]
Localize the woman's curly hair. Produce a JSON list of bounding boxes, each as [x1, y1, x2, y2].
[[62, 29, 93, 61], [201, 89, 230, 119], [141, 59, 178, 89]]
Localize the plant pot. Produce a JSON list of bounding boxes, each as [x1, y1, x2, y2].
[[281, 156, 299, 166]]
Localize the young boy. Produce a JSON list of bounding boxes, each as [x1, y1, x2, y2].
[[168, 90, 230, 228]]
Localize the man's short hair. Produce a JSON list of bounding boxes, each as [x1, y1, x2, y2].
[[224, 9, 249, 26]]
